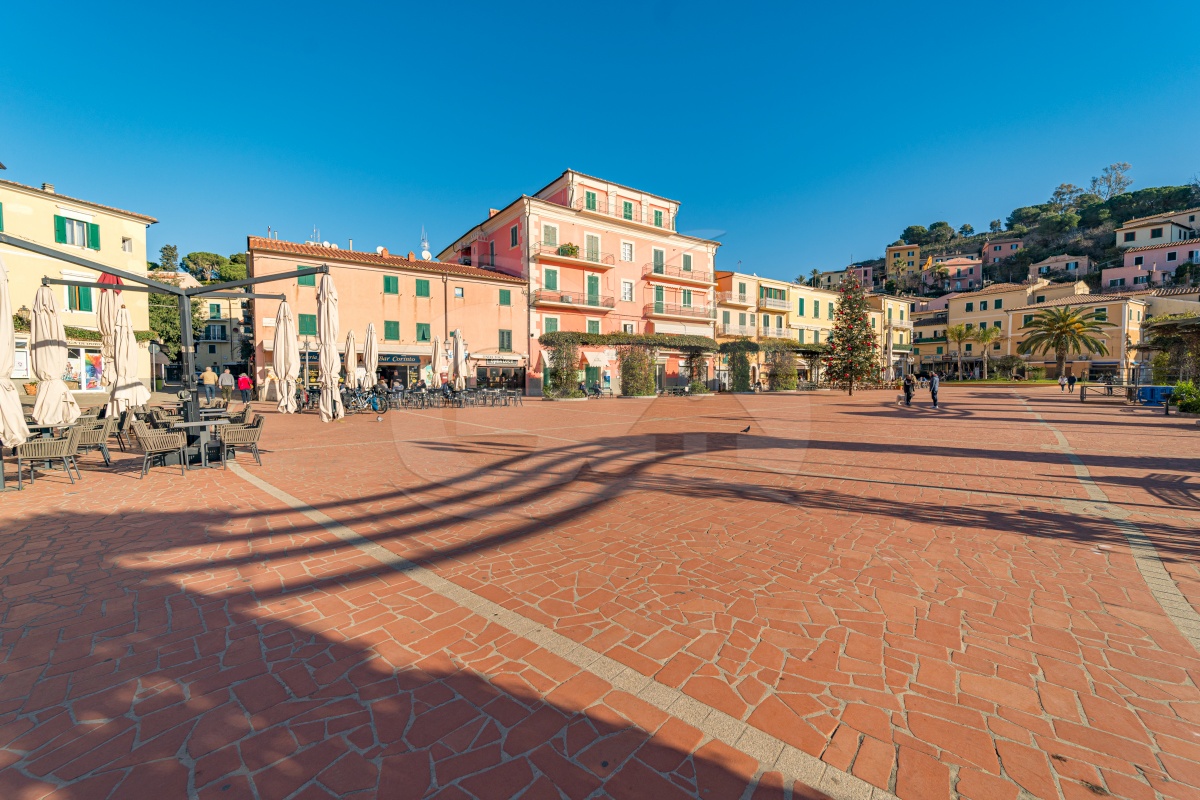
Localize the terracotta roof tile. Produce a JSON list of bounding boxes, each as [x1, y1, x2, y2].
[[1011, 293, 1146, 311], [1118, 206, 1200, 227], [949, 282, 1027, 298], [247, 237, 526, 283], [0, 178, 157, 223], [1122, 239, 1200, 254]]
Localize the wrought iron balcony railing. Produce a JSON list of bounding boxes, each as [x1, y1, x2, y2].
[[644, 302, 717, 320], [570, 197, 675, 231], [532, 289, 616, 309], [530, 242, 615, 266], [643, 263, 715, 283]]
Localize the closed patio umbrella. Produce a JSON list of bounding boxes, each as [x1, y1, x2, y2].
[[344, 330, 357, 390], [30, 285, 81, 426], [317, 274, 344, 422], [431, 335, 445, 385], [451, 330, 467, 391], [96, 273, 122, 388], [363, 323, 378, 389], [0, 256, 30, 448], [273, 300, 299, 413], [105, 304, 150, 417]]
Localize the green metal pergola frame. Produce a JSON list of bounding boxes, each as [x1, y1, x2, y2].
[[0, 232, 328, 421]]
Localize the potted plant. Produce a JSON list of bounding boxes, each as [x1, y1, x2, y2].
[[557, 242, 580, 257], [23, 380, 39, 395]]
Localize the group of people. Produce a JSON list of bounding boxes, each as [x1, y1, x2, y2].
[[199, 366, 254, 407], [902, 372, 941, 409], [1058, 373, 1078, 393]]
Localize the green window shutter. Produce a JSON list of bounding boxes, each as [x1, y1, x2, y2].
[[510, 226, 518, 248], [683, 254, 692, 272], [87, 222, 101, 250], [722, 310, 729, 324], [653, 250, 664, 268], [499, 329, 512, 351], [585, 191, 597, 211], [417, 323, 430, 341], [827, 304, 833, 320], [78, 287, 93, 312], [798, 330, 805, 344], [499, 289, 511, 306], [209, 303, 221, 317], [384, 320, 400, 340], [298, 273, 316, 287], [797, 298, 805, 316], [544, 270, 558, 291], [384, 275, 399, 294], [544, 226, 557, 246], [814, 301, 820, 318], [936, 346, 943, 354], [544, 317, 558, 333], [54, 215, 67, 243], [813, 330, 819, 344], [298, 314, 317, 335], [415, 279, 430, 298], [623, 201, 633, 220], [587, 320, 600, 334], [654, 210, 663, 227]]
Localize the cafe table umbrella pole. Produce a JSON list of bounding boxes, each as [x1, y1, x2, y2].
[[106, 304, 151, 417], [363, 323, 378, 388], [344, 330, 357, 391]]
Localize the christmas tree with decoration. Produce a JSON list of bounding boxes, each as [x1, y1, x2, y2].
[[822, 274, 879, 395]]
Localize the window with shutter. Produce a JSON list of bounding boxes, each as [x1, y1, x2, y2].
[[209, 303, 221, 318], [827, 304, 832, 320], [499, 330, 513, 351], [298, 314, 317, 335], [586, 319, 600, 334], [54, 215, 67, 243], [653, 210, 663, 227], [68, 286, 93, 312], [416, 323, 431, 342], [499, 289, 511, 306], [298, 274, 316, 287], [722, 310, 729, 324], [544, 317, 558, 334], [798, 330, 805, 343], [585, 191, 597, 211], [0, 201, 4, 232], [813, 300, 820, 318], [87, 223, 100, 250], [622, 201, 633, 220], [682, 289, 692, 307], [682, 254, 692, 272], [585, 234, 600, 262], [544, 269, 558, 291], [543, 225, 557, 247], [384, 321, 400, 340], [510, 225, 518, 248], [652, 249, 664, 271], [384, 275, 399, 294], [415, 279, 430, 297], [797, 298, 805, 316]]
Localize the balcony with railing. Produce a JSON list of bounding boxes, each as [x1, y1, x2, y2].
[[886, 318, 914, 330], [644, 302, 717, 321], [756, 296, 790, 311], [717, 291, 753, 306], [532, 289, 616, 311], [718, 323, 756, 337], [760, 326, 787, 338], [571, 197, 675, 231], [530, 241, 615, 269], [642, 263, 715, 285]]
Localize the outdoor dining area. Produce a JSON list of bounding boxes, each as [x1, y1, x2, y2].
[[0, 257, 264, 491]]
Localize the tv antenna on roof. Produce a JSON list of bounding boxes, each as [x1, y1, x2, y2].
[[307, 225, 320, 244], [420, 226, 432, 261]]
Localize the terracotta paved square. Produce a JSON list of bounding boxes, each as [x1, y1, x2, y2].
[[1, 386, 1198, 799]]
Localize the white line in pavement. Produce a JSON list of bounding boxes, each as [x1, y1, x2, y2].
[[228, 461, 898, 800]]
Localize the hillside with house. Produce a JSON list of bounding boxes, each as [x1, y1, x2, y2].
[[877, 165, 1200, 297]]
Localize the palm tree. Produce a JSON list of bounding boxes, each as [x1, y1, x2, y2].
[[944, 324, 973, 378], [809, 269, 820, 288], [934, 264, 950, 290], [972, 326, 1004, 379], [1017, 306, 1116, 378]]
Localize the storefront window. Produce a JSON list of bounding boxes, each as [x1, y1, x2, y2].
[[64, 347, 104, 389]]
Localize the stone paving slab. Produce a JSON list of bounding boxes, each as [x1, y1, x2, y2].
[[0, 386, 1197, 799]]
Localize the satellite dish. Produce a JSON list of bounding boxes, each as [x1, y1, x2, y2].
[[322, 241, 330, 248], [376, 246, 385, 254], [330, 243, 339, 250], [421, 249, 432, 261]]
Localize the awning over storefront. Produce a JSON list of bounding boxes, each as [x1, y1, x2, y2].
[[583, 351, 609, 368]]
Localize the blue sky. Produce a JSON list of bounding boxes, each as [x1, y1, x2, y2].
[[3, 1, 1198, 282]]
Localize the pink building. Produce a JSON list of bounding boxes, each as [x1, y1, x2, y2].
[[1104, 242, 1200, 288], [923, 257, 982, 291], [983, 237, 1024, 263], [848, 264, 874, 288], [246, 237, 529, 390], [437, 170, 721, 394]]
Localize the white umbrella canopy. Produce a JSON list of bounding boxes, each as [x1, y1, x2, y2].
[[30, 285, 81, 426], [451, 330, 467, 391], [344, 330, 357, 390], [273, 300, 299, 413], [96, 274, 122, 388], [0, 256, 30, 447], [431, 336, 446, 384], [363, 323, 379, 389], [317, 274, 344, 422], [105, 304, 150, 417]]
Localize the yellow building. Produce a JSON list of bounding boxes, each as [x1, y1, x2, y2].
[[1, 178, 156, 393], [149, 270, 250, 373], [1007, 294, 1149, 379], [865, 294, 915, 378]]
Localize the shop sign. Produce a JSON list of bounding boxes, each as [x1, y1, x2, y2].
[[480, 356, 521, 366], [378, 354, 421, 365]]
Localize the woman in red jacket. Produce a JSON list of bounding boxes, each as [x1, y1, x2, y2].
[[236, 372, 254, 405]]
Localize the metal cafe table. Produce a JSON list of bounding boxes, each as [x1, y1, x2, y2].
[[172, 419, 228, 469]]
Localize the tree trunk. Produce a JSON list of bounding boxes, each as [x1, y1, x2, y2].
[[982, 353, 989, 380], [1056, 348, 1066, 379], [957, 348, 964, 379]]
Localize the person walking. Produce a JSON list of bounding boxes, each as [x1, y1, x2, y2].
[[903, 373, 915, 406], [201, 366, 219, 405], [1067, 373, 1077, 393], [930, 372, 940, 410], [218, 368, 235, 405], [1058, 373, 1068, 393], [237, 372, 253, 405]]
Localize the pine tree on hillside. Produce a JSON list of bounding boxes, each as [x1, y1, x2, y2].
[[822, 275, 878, 395]]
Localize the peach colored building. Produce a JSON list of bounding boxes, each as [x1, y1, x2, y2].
[[982, 237, 1024, 264], [437, 170, 720, 394], [1115, 207, 1199, 249], [1027, 255, 1092, 282], [925, 256, 983, 291], [1102, 241, 1200, 288], [246, 237, 528, 390]]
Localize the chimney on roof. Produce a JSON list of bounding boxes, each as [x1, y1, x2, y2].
[[41, 183, 55, 194], [379, 247, 388, 257], [488, 208, 499, 218], [407, 251, 416, 261]]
